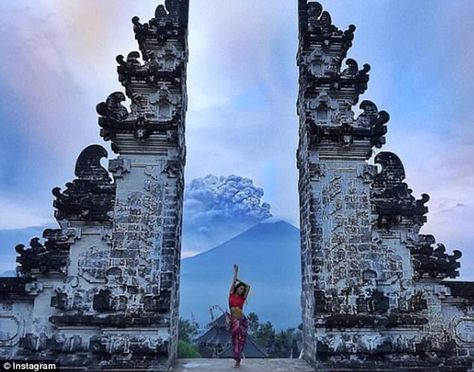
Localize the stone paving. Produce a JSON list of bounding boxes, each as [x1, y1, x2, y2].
[[172, 358, 315, 372]]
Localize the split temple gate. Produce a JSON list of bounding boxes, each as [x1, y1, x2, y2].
[[0, 1, 188, 370], [0, 1, 473, 371], [297, 1, 474, 370]]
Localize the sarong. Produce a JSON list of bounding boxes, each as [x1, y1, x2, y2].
[[229, 314, 248, 361]]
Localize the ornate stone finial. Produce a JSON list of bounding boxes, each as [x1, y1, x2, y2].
[[96, 92, 129, 123], [155, 4, 168, 20], [132, 0, 189, 60], [299, 1, 355, 58], [53, 145, 115, 222], [412, 235, 462, 279], [374, 152, 406, 186], [298, 1, 389, 151], [74, 145, 111, 181], [99, 1, 188, 152], [356, 101, 390, 148], [372, 152, 429, 229], [15, 232, 71, 277]]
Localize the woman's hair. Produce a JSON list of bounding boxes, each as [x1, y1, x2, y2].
[[233, 281, 248, 295]]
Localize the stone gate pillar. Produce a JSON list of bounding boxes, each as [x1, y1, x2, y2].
[[93, 1, 189, 369], [297, 2, 472, 370], [0, 2, 189, 370], [297, 0, 390, 365]]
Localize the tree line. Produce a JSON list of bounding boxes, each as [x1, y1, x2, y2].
[[178, 312, 301, 358]]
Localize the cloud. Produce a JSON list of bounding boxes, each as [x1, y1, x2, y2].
[[185, 174, 271, 222], [182, 175, 271, 254], [0, 196, 53, 230]]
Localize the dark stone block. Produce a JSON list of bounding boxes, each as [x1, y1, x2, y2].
[[0, 278, 35, 298], [51, 292, 68, 310], [316, 341, 330, 361], [20, 333, 39, 351], [93, 289, 111, 312], [46, 336, 66, 352], [368, 289, 389, 314], [163, 240, 175, 248], [415, 338, 432, 354], [106, 267, 122, 276], [50, 314, 169, 327], [314, 290, 328, 313], [144, 295, 160, 311], [89, 336, 105, 354]]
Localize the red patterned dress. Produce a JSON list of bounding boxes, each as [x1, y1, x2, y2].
[[228, 293, 248, 362]]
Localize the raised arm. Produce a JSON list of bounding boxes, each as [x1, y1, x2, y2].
[[243, 284, 250, 300], [229, 264, 238, 295]]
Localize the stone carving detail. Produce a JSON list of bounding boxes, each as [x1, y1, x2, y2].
[[109, 158, 131, 178], [298, 2, 390, 150], [308, 100, 389, 147], [52, 145, 115, 222], [456, 320, 474, 343], [0, 278, 37, 298], [20, 333, 86, 353], [372, 152, 429, 229], [300, 1, 355, 58], [107, 164, 168, 313], [15, 230, 71, 276], [412, 235, 462, 279], [51, 277, 96, 312], [162, 160, 180, 179], [96, 92, 129, 123], [78, 246, 109, 283], [132, 1, 189, 60], [149, 86, 180, 121], [309, 163, 325, 181], [98, 2, 188, 150], [89, 334, 167, 355], [117, 46, 185, 86], [0, 316, 21, 346]]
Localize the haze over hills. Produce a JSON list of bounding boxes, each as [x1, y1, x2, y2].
[[179, 220, 302, 330]]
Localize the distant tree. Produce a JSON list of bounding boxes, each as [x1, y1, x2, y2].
[[291, 338, 299, 358], [178, 318, 201, 358], [273, 329, 294, 357], [177, 340, 201, 358], [247, 312, 259, 335], [272, 331, 285, 358], [179, 318, 200, 343], [254, 321, 275, 351], [244, 313, 302, 358]]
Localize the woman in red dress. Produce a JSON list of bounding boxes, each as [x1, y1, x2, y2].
[[228, 264, 250, 367]]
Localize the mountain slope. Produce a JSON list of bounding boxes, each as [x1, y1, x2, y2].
[[179, 221, 302, 330]]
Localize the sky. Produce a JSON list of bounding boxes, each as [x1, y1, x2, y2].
[[0, 1, 473, 277]]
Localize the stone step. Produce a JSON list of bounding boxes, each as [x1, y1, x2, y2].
[[172, 358, 315, 372]]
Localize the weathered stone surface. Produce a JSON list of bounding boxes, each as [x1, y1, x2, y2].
[[297, 1, 474, 370], [0, 1, 188, 370]]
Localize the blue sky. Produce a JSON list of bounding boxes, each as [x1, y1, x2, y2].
[[0, 1, 473, 277]]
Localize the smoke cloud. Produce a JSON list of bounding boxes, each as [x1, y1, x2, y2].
[[182, 175, 272, 255]]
